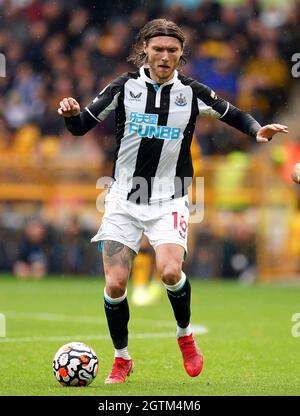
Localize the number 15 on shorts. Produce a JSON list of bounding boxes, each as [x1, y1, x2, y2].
[[172, 212, 187, 239]]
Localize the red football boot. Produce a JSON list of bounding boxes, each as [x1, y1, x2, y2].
[[177, 334, 203, 377], [104, 357, 134, 384]]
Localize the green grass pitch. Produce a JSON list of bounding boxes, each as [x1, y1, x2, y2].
[[0, 274, 299, 396]]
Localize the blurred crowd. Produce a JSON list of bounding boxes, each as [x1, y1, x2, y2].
[[0, 213, 257, 280], [0, 217, 102, 277], [0, 0, 297, 159], [0, 0, 299, 278]]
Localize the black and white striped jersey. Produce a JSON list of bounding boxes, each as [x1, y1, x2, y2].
[[65, 65, 261, 203]]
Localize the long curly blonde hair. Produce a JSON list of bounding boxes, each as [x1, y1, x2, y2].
[[127, 19, 187, 68]]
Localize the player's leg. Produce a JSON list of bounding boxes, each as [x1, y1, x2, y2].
[[145, 197, 192, 334], [156, 243, 203, 377], [92, 190, 144, 383], [102, 240, 135, 384], [156, 243, 191, 331]]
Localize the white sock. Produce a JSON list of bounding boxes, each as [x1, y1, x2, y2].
[[163, 271, 186, 292], [114, 347, 131, 360], [177, 323, 192, 338], [104, 288, 127, 304]]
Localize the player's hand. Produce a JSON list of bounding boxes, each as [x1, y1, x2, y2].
[[58, 97, 80, 117], [256, 124, 288, 143]]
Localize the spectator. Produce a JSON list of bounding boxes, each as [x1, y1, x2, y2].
[[13, 218, 50, 279], [60, 216, 86, 274]]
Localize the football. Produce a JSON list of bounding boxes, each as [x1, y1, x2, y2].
[[52, 342, 98, 386], [291, 163, 300, 184]]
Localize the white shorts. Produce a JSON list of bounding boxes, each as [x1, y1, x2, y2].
[[91, 192, 189, 257]]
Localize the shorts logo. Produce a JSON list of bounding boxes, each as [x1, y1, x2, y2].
[[130, 91, 142, 101], [175, 93, 187, 106]]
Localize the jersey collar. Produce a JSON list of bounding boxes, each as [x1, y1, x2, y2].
[[140, 65, 178, 87]]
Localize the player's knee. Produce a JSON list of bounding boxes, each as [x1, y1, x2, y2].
[[105, 283, 127, 298], [159, 263, 182, 285], [105, 276, 128, 298]]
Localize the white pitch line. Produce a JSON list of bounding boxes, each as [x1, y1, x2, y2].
[[3, 312, 206, 330], [0, 311, 208, 343], [4, 312, 105, 324], [0, 325, 208, 344]]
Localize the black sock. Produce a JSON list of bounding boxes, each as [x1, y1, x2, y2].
[[167, 279, 191, 328], [104, 297, 129, 349]]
